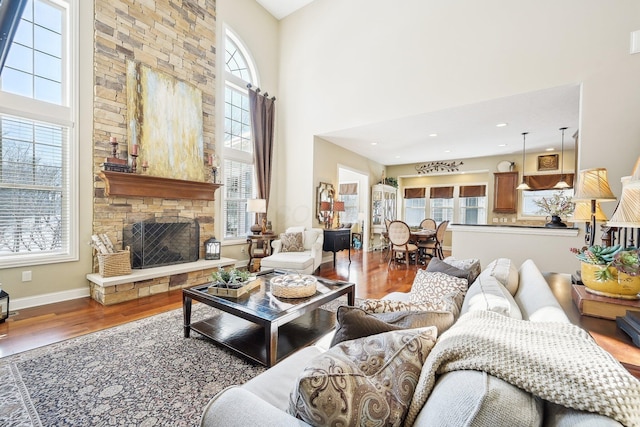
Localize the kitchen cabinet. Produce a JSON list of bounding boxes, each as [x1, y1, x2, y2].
[[493, 172, 518, 213]]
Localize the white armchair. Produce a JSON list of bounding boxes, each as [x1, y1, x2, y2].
[[260, 227, 324, 274]]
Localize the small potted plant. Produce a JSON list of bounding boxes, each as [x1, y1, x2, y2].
[[534, 190, 574, 227], [570, 245, 640, 299], [211, 268, 252, 289]]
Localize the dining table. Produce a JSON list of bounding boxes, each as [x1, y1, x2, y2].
[[381, 228, 436, 261]]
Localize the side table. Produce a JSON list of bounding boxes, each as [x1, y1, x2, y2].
[[545, 272, 640, 378], [246, 233, 276, 272], [323, 228, 351, 267]]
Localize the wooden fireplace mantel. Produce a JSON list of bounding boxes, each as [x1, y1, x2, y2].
[[98, 171, 222, 200]]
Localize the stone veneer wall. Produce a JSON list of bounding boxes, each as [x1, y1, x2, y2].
[[91, 0, 219, 301]]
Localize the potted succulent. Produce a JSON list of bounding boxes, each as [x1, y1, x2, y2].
[[210, 268, 252, 289], [570, 245, 640, 299], [534, 190, 574, 228]]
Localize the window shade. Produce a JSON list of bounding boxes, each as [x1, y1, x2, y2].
[[404, 188, 425, 199], [430, 186, 454, 199], [339, 183, 358, 195], [0, 115, 68, 254], [459, 185, 486, 197], [524, 173, 574, 190]]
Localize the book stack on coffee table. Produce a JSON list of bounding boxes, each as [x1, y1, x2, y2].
[[617, 310, 640, 348]]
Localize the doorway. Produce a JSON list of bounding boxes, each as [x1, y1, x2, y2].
[[338, 166, 369, 251]]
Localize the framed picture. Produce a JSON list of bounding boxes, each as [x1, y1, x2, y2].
[[537, 154, 559, 171]]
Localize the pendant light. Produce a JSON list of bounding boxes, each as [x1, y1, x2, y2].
[[554, 127, 570, 189], [516, 132, 531, 190]]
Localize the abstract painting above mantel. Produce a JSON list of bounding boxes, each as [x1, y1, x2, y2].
[[126, 60, 205, 182]]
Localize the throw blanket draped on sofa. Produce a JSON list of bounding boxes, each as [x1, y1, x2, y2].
[[405, 310, 640, 427]]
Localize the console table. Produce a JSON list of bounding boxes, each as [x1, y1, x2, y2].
[[323, 228, 351, 267], [545, 272, 640, 378]]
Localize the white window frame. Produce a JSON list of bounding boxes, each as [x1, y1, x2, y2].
[[519, 188, 574, 220], [222, 27, 258, 243], [426, 183, 488, 225], [0, 0, 78, 268]]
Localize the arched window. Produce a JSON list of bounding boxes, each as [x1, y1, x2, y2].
[[222, 29, 257, 240]]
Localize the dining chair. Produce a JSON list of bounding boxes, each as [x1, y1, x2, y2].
[[419, 218, 437, 230], [387, 220, 418, 267], [418, 220, 449, 261]]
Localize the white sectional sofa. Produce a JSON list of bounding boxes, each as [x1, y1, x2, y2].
[[201, 258, 629, 426]]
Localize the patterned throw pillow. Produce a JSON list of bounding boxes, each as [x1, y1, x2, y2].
[[289, 327, 438, 426], [427, 258, 475, 287], [409, 270, 468, 315], [279, 232, 304, 252], [443, 256, 482, 285], [330, 305, 454, 346]]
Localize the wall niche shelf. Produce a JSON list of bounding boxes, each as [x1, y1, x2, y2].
[[98, 171, 222, 200]]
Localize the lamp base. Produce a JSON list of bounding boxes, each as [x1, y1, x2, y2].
[[250, 223, 262, 235]]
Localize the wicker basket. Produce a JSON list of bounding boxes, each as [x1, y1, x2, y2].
[[270, 274, 317, 298], [97, 247, 132, 277]]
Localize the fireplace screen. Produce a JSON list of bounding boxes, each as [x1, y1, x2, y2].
[[123, 217, 199, 269]]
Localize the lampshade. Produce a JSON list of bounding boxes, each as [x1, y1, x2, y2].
[[607, 175, 640, 227], [246, 198, 266, 213], [572, 168, 617, 201], [320, 201, 331, 211], [333, 201, 345, 212], [571, 200, 607, 222], [516, 132, 531, 190]]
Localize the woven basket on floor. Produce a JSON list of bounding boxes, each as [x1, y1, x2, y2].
[[97, 247, 132, 277]]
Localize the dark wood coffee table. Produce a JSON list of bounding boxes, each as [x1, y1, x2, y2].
[[183, 270, 355, 367]]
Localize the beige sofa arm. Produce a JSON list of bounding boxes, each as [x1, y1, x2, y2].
[[271, 239, 282, 254]]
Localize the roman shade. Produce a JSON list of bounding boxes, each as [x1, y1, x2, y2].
[[430, 186, 454, 199], [404, 188, 426, 199], [524, 174, 574, 190], [339, 183, 358, 195], [459, 185, 486, 197]]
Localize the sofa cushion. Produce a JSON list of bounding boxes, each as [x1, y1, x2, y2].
[[280, 232, 304, 252], [479, 258, 519, 295], [260, 252, 314, 272], [443, 256, 482, 285], [289, 327, 437, 426], [330, 305, 454, 347], [409, 270, 468, 316], [461, 275, 523, 319], [427, 257, 476, 286], [414, 370, 543, 426], [303, 229, 320, 250]]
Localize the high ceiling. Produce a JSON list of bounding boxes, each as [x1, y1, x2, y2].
[[318, 84, 581, 166], [255, 0, 316, 20]]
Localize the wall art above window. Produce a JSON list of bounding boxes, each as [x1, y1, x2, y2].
[[415, 161, 464, 174]]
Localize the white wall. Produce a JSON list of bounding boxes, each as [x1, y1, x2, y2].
[[276, 0, 640, 227]]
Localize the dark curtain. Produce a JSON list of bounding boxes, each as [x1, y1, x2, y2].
[[249, 87, 276, 207], [524, 173, 575, 190]]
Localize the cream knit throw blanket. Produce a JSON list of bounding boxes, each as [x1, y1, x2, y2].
[[404, 310, 640, 427]]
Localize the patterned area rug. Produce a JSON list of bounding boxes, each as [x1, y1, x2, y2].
[[0, 296, 352, 427]]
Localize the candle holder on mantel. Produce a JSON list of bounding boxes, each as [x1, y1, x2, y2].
[[102, 136, 131, 173], [130, 144, 139, 173], [208, 153, 220, 183]]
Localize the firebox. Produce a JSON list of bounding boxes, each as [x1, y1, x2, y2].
[[123, 217, 200, 269]]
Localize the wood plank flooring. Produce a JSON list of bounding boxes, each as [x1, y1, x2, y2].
[[0, 249, 435, 358]]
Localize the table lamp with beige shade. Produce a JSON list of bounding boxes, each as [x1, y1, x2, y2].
[[247, 198, 266, 235], [606, 157, 640, 246], [573, 168, 617, 247], [571, 200, 608, 245]]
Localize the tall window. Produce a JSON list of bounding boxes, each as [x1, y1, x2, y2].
[[429, 186, 454, 222], [223, 29, 257, 240], [0, 0, 76, 267], [339, 182, 359, 224], [427, 184, 487, 224], [403, 187, 426, 227]]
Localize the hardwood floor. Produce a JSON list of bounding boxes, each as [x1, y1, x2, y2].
[[0, 248, 434, 358]]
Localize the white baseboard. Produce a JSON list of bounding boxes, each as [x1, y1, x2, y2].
[[11, 287, 91, 311]]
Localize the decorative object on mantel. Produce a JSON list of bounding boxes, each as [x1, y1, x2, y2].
[[573, 167, 617, 246], [208, 153, 220, 183], [130, 143, 139, 173], [247, 198, 267, 235], [516, 132, 531, 190], [533, 190, 574, 228], [204, 236, 221, 260], [102, 136, 132, 173], [415, 161, 463, 174]]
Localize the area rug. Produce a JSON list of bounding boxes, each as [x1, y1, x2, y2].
[[0, 296, 353, 427]]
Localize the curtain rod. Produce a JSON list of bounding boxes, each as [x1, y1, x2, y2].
[[247, 84, 276, 101]]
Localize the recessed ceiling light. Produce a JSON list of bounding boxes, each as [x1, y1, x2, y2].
[[498, 143, 507, 147], [545, 147, 554, 151], [496, 123, 508, 127], [395, 155, 400, 158], [429, 133, 438, 137], [371, 142, 377, 146], [444, 150, 451, 153]]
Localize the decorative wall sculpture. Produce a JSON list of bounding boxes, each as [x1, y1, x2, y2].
[[415, 161, 464, 174], [126, 60, 205, 181]]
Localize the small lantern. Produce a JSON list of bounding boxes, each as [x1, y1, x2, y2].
[[205, 236, 221, 260], [0, 289, 9, 323]]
